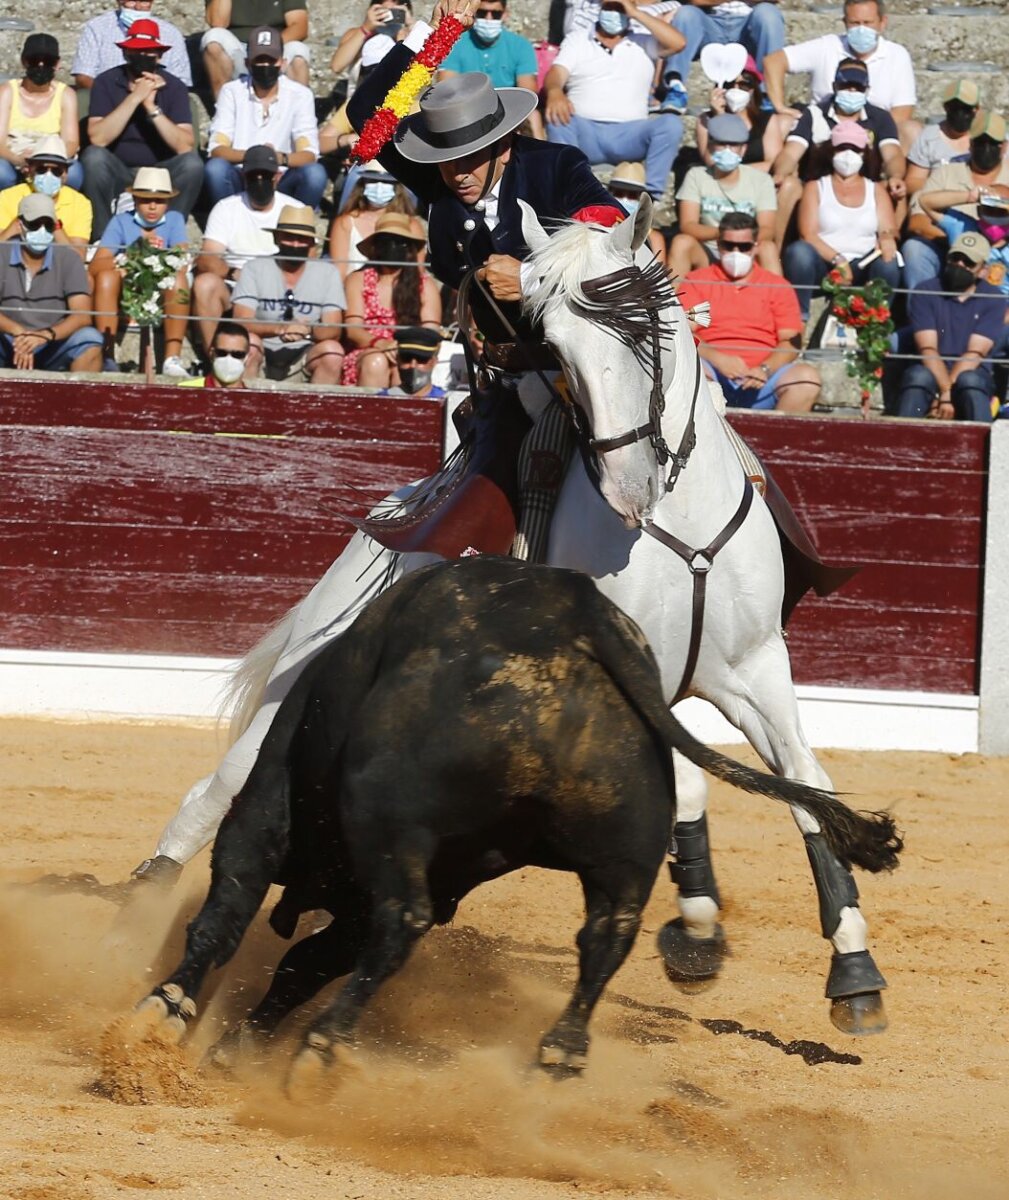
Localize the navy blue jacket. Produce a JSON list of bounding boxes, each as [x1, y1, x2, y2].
[[347, 42, 622, 339]]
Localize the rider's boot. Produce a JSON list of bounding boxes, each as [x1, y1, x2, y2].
[[512, 397, 575, 563], [130, 855, 184, 887]]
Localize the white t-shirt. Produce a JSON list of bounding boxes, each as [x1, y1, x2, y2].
[[565, 0, 679, 48], [784, 33, 917, 112], [554, 31, 656, 121], [209, 75, 321, 157], [202, 190, 299, 272]]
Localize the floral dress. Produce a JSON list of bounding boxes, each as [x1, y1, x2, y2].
[[341, 267, 396, 385]]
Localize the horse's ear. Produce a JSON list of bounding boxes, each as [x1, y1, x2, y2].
[[519, 199, 550, 254], [610, 193, 653, 255]]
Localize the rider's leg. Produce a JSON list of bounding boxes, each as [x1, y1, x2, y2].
[[513, 398, 575, 563]]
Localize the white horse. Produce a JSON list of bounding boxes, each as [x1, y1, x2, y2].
[[153, 197, 893, 1034]]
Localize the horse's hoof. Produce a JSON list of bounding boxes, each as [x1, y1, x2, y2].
[[830, 991, 888, 1036], [285, 1033, 358, 1102], [657, 918, 727, 989], [134, 983, 196, 1043], [538, 1041, 588, 1077]]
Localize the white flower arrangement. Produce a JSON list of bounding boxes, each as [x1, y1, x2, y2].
[[117, 241, 191, 327]]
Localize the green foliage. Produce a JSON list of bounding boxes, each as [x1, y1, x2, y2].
[[821, 270, 895, 405]]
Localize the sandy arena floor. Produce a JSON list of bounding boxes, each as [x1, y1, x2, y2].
[[0, 717, 1006, 1200]]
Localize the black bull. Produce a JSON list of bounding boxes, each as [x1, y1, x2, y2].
[[140, 558, 900, 1077]]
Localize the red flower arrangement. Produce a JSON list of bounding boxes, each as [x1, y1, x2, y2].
[[352, 16, 465, 162], [821, 270, 894, 417]]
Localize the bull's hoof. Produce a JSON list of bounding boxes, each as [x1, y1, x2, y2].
[[285, 1033, 358, 1102], [204, 1025, 264, 1074], [657, 918, 727, 990], [830, 991, 888, 1036], [134, 983, 196, 1044], [538, 1033, 588, 1077]]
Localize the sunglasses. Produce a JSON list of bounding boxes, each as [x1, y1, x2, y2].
[[474, 7, 504, 16], [32, 163, 65, 175], [282, 288, 296, 321], [947, 254, 976, 268], [24, 57, 57, 69], [836, 81, 868, 92], [397, 351, 436, 363], [23, 217, 56, 232], [212, 346, 247, 358], [717, 238, 755, 251], [729, 78, 756, 91]]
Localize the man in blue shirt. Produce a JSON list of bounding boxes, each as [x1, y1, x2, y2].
[[895, 231, 1008, 422], [439, 0, 544, 138]]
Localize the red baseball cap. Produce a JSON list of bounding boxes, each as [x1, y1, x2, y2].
[[117, 19, 170, 53]]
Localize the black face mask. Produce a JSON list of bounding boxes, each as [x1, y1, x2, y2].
[[942, 262, 977, 293], [945, 103, 975, 134], [276, 240, 310, 263], [398, 366, 433, 394], [25, 63, 56, 86], [125, 52, 159, 76], [971, 138, 1003, 172], [245, 176, 275, 207], [250, 63, 281, 89]]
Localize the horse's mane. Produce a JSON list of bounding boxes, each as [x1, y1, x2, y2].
[[523, 220, 681, 352]]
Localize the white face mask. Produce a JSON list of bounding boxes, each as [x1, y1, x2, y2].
[[832, 149, 864, 177], [724, 88, 751, 114], [211, 353, 246, 384], [720, 249, 753, 279]]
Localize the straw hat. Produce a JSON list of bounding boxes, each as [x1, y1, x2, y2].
[[129, 167, 178, 198], [358, 212, 426, 259], [274, 204, 318, 240], [609, 162, 647, 193]]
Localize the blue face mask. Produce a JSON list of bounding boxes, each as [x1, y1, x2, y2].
[[33, 171, 63, 197], [118, 5, 142, 29], [835, 88, 868, 114], [363, 181, 396, 208], [134, 209, 166, 229], [23, 226, 54, 254], [711, 147, 743, 173], [846, 24, 879, 54], [597, 10, 629, 35], [620, 198, 639, 218], [473, 18, 503, 42]]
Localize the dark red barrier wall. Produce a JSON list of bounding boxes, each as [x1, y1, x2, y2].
[[0, 378, 445, 656], [0, 379, 989, 694], [729, 413, 989, 695]]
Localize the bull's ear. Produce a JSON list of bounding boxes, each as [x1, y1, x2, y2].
[[519, 198, 550, 254], [611, 193, 652, 255]]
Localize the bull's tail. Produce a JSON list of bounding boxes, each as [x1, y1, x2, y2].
[[223, 604, 299, 747], [657, 714, 902, 874]]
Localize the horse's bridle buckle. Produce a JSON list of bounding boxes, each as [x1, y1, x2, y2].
[[687, 549, 714, 576]]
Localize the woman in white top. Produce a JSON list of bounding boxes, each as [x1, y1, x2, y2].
[[783, 119, 900, 318], [328, 161, 425, 282]]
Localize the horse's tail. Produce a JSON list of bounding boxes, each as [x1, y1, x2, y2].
[[659, 718, 902, 874], [222, 605, 299, 748]]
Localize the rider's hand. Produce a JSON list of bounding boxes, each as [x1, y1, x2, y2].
[[479, 254, 523, 301], [431, 0, 475, 28]]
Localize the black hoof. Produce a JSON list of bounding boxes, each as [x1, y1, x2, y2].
[[538, 1029, 588, 1076], [830, 990, 888, 1035], [658, 918, 727, 988]]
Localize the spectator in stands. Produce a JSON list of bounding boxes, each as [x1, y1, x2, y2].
[[203, 0, 311, 96], [89, 167, 191, 374], [544, 0, 685, 199], [73, 1, 192, 89], [762, 0, 918, 147], [82, 19, 203, 239], [328, 160, 425, 281], [192, 144, 297, 362], [903, 110, 1009, 292], [782, 121, 901, 320], [608, 161, 666, 258], [677, 211, 821, 412], [439, 0, 545, 139], [331, 0, 413, 85], [206, 26, 325, 210], [771, 57, 905, 237], [660, 0, 785, 115], [0, 137, 93, 260], [179, 320, 253, 389], [905, 80, 979, 198], [0, 193, 103, 373], [341, 211, 440, 388], [381, 326, 447, 397], [668, 112, 779, 278], [893, 232, 1007, 422], [232, 203, 347, 383], [0, 35, 82, 193]]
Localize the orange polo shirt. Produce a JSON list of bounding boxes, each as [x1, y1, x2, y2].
[[677, 263, 803, 368]]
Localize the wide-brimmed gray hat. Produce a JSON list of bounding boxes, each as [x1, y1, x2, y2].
[[394, 72, 537, 163]]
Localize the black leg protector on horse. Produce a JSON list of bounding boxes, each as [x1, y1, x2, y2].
[[804, 832, 887, 1003], [668, 814, 721, 907]]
